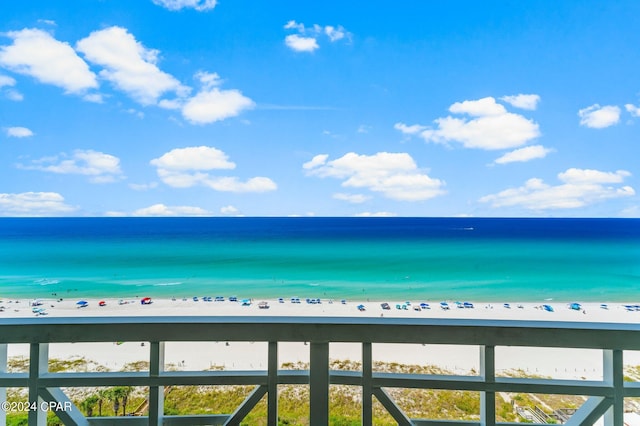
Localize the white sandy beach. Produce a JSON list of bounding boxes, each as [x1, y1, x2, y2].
[[2, 297, 640, 380]]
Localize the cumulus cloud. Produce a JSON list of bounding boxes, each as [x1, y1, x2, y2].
[[333, 193, 371, 204], [285, 35, 319, 52], [0, 74, 16, 88], [157, 71, 254, 124], [500, 94, 540, 110], [151, 146, 277, 193], [353, 211, 397, 217], [180, 72, 254, 124], [0, 28, 98, 94], [284, 20, 350, 52], [129, 182, 158, 191], [304, 152, 445, 201], [132, 203, 211, 216], [5, 126, 34, 138], [493, 145, 553, 165], [625, 104, 640, 118], [5, 89, 23, 101], [152, 0, 217, 11], [76, 26, 187, 105], [19, 149, 123, 183], [1, 75, 24, 101], [479, 168, 634, 210], [400, 97, 540, 150], [220, 205, 239, 215], [578, 104, 621, 128], [0, 192, 76, 216], [394, 122, 427, 135], [302, 154, 329, 170]]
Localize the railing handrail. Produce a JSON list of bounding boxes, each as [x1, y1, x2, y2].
[[1, 316, 640, 349]]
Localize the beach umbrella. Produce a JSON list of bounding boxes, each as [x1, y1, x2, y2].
[[76, 300, 88, 308], [141, 297, 152, 305]]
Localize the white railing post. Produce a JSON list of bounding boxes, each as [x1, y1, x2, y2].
[[362, 342, 373, 425], [310, 341, 329, 425], [0, 343, 7, 426], [603, 349, 624, 426], [480, 345, 496, 426], [268, 341, 278, 425], [28, 343, 48, 426], [149, 341, 165, 426]]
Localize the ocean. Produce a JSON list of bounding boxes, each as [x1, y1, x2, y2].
[[0, 217, 638, 302]]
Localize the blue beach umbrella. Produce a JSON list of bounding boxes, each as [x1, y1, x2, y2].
[[76, 300, 88, 308]]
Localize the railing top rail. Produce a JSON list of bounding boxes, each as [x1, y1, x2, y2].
[[2, 316, 640, 349]]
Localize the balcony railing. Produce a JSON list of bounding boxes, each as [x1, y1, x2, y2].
[[1, 316, 640, 425]]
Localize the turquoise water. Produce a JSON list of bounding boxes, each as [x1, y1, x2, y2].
[[0, 218, 639, 302]]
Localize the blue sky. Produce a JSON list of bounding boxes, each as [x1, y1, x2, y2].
[[1, 0, 639, 217]]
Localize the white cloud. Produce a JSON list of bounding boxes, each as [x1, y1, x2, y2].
[[181, 86, 254, 124], [305, 152, 446, 201], [578, 104, 621, 128], [500, 94, 540, 110], [0, 192, 76, 216], [151, 146, 277, 193], [1, 74, 24, 101], [5, 126, 34, 138], [416, 97, 540, 150], [83, 93, 104, 103], [394, 122, 427, 135], [353, 211, 397, 217], [157, 71, 254, 124], [325, 25, 348, 42], [333, 193, 371, 204], [625, 104, 640, 118], [284, 21, 350, 52], [285, 35, 319, 52], [619, 206, 640, 218], [37, 19, 57, 26], [133, 203, 211, 217], [152, 0, 217, 11], [493, 145, 553, 165], [76, 26, 187, 105], [151, 146, 235, 171], [129, 182, 158, 191], [0, 74, 16, 88], [204, 177, 277, 192], [19, 149, 123, 183], [0, 28, 98, 94], [479, 168, 634, 210], [220, 205, 239, 215], [302, 154, 328, 170], [557, 168, 630, 184], [5, 89, 23, 101], [357, 125, 371, 134], [284, 21, 305, 32]]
